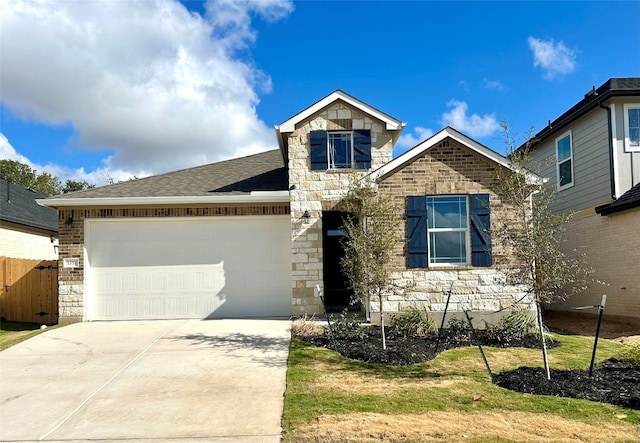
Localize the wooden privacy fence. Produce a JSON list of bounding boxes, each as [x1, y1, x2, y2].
[[0, 257, 59, 324]]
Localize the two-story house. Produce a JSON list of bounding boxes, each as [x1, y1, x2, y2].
[[526, 78, 640, 322], [41, 90, 532, 324]]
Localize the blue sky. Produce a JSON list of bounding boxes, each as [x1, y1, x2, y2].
[[1, 0, 638, 185]]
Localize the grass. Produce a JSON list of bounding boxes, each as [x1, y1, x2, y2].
[[283, 333, 640, 442], [0, 321, 60, 351]]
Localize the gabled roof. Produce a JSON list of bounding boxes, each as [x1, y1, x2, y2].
[[526, 77, 640, 149], [595, 182, 640, 215], [368, 126, 540, 184], [275, 90, 405, 161], [39, 150, 289, 208], [0, 178, 58, 232], [276, 89, 405, 133]]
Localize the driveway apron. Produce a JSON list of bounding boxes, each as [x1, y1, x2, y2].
[[0, 319, 291, 442]]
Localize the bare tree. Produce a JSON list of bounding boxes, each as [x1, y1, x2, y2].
[[339, 176, 409, 350], [493, 119, 593, 379]]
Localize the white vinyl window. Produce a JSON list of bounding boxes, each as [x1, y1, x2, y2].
[[426, 196, 469, 265], [624, 104, 640, 152], [328, 132, 353, 169], [556, 131, 574, 190]]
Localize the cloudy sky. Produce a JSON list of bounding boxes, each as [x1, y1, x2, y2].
[[1, 0, 638, 186]]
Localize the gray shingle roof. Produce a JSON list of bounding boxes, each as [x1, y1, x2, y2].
[[55, 149, 287, 199], [525, 77, 640, 149], [0, 179, 58, 232], [595, 182, 640, 215]]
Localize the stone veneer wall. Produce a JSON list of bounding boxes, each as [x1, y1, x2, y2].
[[549, 208, 640, 323], [286, 101, 396, 316], [375, 139, 531, 325], [56, 204, 289, 322]]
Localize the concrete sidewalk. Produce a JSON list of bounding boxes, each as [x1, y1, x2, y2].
[[0, 319, 291, 442]]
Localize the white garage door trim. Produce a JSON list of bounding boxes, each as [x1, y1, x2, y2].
[[85, 216, 292, 321]]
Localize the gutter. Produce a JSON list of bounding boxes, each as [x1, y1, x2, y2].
[[36, 191, 291, 208], [599, 102, 617, 199], [595, 199, 640, 216]]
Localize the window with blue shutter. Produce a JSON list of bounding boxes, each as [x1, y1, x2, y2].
[[353, 130, 372, 169], [309, 130, 371, 170], [407, 196, 428, 268], [469, 193, 492, 266], [310, 130, 328, 170], [406, 194, 492, 268]]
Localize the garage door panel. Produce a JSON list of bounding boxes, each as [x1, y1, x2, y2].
[[87, 217, 291, 320]]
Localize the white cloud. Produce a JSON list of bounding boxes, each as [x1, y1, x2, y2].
[[1, 132, 127, 185], [482, 78, 504, 91], [528, 37, 577, 79], [0, 0, 294, 179], [440, 100, 499, 138], [0, 133, 31, 164], [396, 127, 435, 151]]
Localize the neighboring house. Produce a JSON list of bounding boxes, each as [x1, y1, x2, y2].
[[40, 90, 531, 323], [0, 178, 58, 260], [526, 78, 640, 322]]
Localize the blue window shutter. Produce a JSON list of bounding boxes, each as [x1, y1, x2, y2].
[[470, 193, 492, 266], [310, 130, 327, 170], [407, 196, 428, 268], [353, 130, 371, 169]]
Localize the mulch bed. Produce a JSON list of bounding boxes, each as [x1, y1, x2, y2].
[[294, 327, 640, 410]]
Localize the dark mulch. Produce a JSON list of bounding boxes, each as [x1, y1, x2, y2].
[[495, 359, 640, 410], [295, 326, 549, 366], [294, 327, 640, 410]]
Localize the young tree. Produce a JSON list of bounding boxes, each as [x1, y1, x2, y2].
[[339, 176, 408, 350], [493, 120, 592, 379]]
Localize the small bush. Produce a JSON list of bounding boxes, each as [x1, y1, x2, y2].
[[616, 342, 640, 368], [445, 317, 472, 338], [329, 309, 367, 340], [496, 305, 538, 339], [290, 315, 326, 338], [390, 306, 436, 338]]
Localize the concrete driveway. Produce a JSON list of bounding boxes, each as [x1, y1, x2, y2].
[[0, 319, 291, 442]]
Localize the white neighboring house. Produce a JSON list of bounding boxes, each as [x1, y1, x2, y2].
[[0, 178, 58, 260]]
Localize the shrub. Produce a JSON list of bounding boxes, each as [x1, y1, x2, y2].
[[390, 306, 436, 338], [446, 316, 472, 338], [290, 315, 326, 339], [329, 309, 367, 340], [496, 305, 538, 339], [616, 342, 640, 368]]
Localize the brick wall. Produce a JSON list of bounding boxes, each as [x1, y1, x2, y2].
[[549, 208, 640, 322], [56, 204, 289, 322], [375, 138, 531, 323]]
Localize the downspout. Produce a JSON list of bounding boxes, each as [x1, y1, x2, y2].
[[599, 102, 616, 200]]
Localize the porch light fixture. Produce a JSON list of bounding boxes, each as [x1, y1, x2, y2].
[[302, 210, 310, 221]]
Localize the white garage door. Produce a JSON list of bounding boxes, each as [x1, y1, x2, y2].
[[86, 216, 292, 320]]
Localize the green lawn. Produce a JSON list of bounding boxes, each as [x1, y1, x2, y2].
[[0, 321, 60, 351], [283, 333, 640, 442]]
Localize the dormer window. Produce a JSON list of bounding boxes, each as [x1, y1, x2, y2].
[[329, 132, 353, 168], [310, 130, 371, 170]]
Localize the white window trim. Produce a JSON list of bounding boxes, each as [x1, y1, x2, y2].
[[623, 103, 640, 153], [426, 195, 471, 267], [327, 131, 354, 170], [555, 130, 574, 191]]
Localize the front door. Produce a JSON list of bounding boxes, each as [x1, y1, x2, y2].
[[322, 211, 356, 312]]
